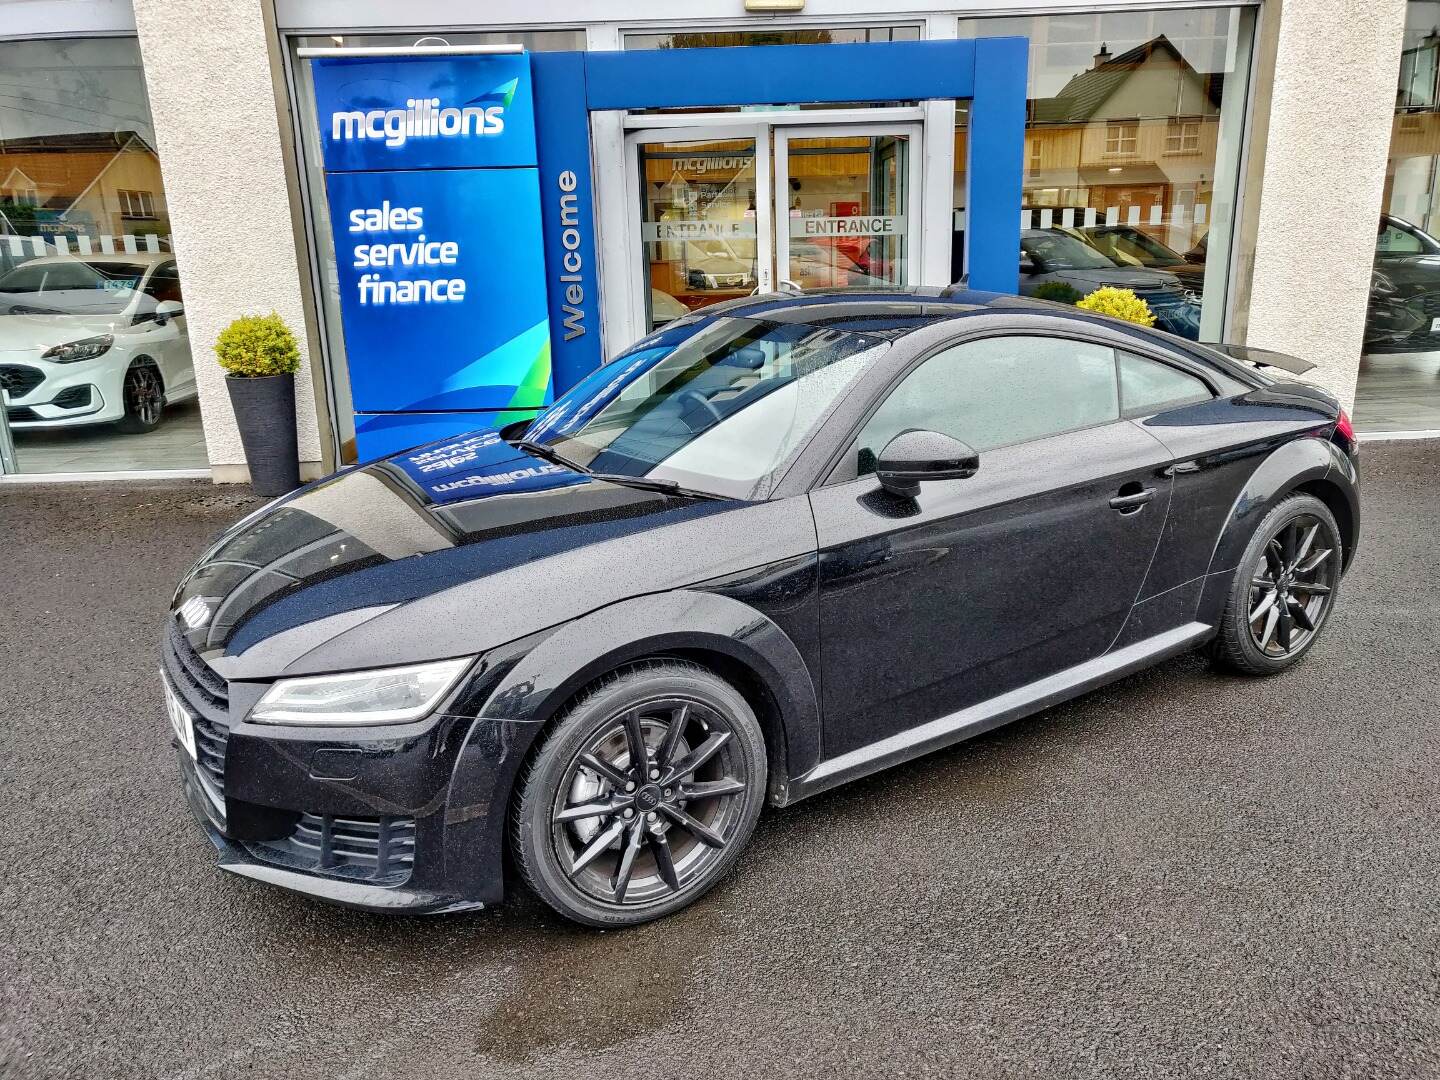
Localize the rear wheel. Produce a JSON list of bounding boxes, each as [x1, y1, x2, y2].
[[511, 661, 767, 927], [1213, 494, 1341, 675], [115, 361, 165, 434]]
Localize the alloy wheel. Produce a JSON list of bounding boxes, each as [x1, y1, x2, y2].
[[550, 696, 750, 907], [1247, 513, 1337, 659], [126, 365, 164, 426]]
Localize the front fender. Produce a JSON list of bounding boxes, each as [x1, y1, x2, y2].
[[440, 589, 821, 903]]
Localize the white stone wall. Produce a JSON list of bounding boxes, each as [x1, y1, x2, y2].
[[1245, 0, 1407, 408], [131, 0, 322, 473]]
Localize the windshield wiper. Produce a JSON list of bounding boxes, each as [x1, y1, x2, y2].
[[588, 472, 728, 501], [515, 438, 590, 474], [516, 439, 726, 500]]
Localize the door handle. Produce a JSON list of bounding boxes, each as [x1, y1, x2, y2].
[[1109, 487, 1156, 513]]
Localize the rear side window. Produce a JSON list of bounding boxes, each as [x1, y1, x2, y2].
[[852, 335, 1120, 472], [1117, 350, 1212, 415]]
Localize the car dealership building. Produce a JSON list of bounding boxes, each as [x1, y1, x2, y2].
[[0, 0, 1431, 483]]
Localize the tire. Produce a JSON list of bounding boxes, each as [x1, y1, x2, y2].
[[114, 361, 166, 434], [1212, 493, 1342, 675], [511, 660, 767, 928]]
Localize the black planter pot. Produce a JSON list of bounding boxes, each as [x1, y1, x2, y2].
[[225, 373, 301, 497]]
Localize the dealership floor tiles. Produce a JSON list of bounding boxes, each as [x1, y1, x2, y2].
[[1355, 349, 1440, 432], [11, 398, 207, 474]]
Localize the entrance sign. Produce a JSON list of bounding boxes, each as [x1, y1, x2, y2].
[[313, 53, 552, 457], [790, 216, 905, 238]]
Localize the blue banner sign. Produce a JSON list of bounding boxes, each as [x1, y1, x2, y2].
[[313, 52, 551, 459]]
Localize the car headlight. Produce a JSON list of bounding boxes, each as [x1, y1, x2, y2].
[[42, 334, 113, 363], [251, 657, 472, 725]]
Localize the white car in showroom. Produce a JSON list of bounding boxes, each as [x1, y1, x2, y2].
[[0, 252, 194, 433]]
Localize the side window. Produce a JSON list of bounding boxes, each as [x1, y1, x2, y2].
[[144, 263, 183, 303], [1117, 350, 1212, 415], [851, 335, 1119, 475], [1377, 223, 1423, 255]]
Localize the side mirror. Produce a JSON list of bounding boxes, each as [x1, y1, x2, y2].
[[154, 299, 183, 325], [875, 430, 979, 498], [1018, 254, 1037, 276]]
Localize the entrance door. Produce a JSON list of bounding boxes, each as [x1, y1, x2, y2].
[[775, 124, 919, 293], [627, 120, 921, 335]]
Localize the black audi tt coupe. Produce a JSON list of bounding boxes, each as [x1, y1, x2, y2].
[[163, 288, 1360, 926]]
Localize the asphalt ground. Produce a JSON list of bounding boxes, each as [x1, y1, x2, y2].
[[3, 441, 1439, 1080]]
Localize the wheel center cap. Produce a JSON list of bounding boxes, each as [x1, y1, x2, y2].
[[635, 784, 662, 812]]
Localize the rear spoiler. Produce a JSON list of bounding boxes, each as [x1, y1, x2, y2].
[[1206, 343, 1315, 376]]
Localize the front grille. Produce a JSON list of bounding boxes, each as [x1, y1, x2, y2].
[[5, 406, 39, 422], [242, 814, 417, 887], [192, 715, 228, 792], [166, 620, 229, 715], [52, 384, 93, 409], [0, 364, 44, 397]]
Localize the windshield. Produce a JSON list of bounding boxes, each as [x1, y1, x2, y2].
[[524, 316, 888, 500], [1021, 230, 1116, 272], [0, 260, 147, 315], [1080, 227, 1185, 268]]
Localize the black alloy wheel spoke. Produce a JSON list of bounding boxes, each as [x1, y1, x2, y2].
[[659, 803, 727, 849], [1290, 581, 1331, 596], [1288, 598, 1317, 633], [1281, 524, 1298, 566], [658, 703, 690, 767], [1293, 523, 1319, 568], [622, 709, 651, 780], [611, 822, 645, 901], [556, 795, 631, 823], [1296, 547, 1333, 576], [578, 752, 631, 790], [1264, 539, 1285, 578], [648, 826, 681, 891], [680, 777, 746, 800], [1250, 590, 1279, 623], [665, 730, 731, 782], [1276, 607, 1293, 652], [569, 818, 628, 878]]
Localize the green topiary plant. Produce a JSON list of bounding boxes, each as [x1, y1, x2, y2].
[[1076, 286, 1156, 327], [1033, 281, 1083, 306], [214, 312, 301, 378]]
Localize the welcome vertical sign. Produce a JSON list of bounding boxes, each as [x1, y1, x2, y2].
[[312, 52, 553, 459]]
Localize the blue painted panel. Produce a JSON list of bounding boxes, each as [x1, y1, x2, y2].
[[313, 53, 537, 172], [531, 52, 603, 396], [966, 37, 1028, 294], [585, 41, 976, 110], [325, 167, 553, 414]]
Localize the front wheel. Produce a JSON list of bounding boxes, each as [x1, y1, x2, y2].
[[511, 661, 767, 927], [1213, 494, 1342, 675], [114, 362, 165, 434]]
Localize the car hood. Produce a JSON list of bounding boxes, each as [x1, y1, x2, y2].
[[172, 429, 815, 680], [0, 310, 125, 351]]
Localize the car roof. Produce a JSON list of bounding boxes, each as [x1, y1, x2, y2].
[[684, 286, 1188, 344]]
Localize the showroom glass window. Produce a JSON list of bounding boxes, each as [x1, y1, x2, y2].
[[0, 37, 199, 475], [954, 9, 1257, 344], [1358, 1, 1440, 433]]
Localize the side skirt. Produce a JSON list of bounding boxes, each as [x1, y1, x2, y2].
[[787, 621, 1214, 804]]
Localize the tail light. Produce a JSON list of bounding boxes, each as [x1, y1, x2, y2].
[[1333, 408, 1357, 454]]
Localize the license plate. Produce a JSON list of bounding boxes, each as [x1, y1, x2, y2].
[[1430, 317, 1440, 333], [164, 679, 197, 760]]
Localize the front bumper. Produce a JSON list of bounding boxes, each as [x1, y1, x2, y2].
[[1, 354, 123, 427], [163, 625, 541, 914]]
